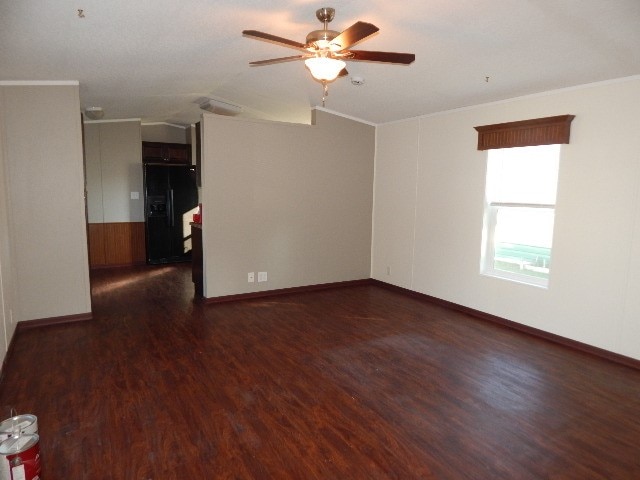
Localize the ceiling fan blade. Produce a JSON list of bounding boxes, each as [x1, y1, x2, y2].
[[346, 50, 415, 64], [338, 68, 349, 78], [243, 30, 308, 51], [249, 55, 307, 66], [329, 21, 379, 50]]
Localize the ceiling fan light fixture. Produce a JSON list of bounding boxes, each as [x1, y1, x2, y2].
[[304, 56, 346, 81]]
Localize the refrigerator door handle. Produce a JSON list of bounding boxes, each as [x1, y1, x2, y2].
[[168, 189, 175, 227]]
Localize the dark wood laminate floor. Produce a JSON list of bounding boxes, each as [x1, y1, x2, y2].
[[1, 264, 639, 479]]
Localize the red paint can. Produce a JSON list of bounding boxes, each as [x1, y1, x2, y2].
[[0, 434, 41, 480], [0, 415, 38, 443]]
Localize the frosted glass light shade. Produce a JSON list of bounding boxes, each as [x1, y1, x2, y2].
[[304, 57, 346, 81]]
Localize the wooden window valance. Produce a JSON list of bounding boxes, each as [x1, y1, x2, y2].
[[474, 114, 575, 150]]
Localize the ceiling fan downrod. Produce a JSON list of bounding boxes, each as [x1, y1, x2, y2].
[[306, 7, 340, 47], [316, 7, 335, 28]]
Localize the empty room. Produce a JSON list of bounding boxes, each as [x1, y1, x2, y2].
[[1, 1, 639, 478]]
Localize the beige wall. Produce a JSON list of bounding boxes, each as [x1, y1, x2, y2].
[[201, 110, 375, 298], [141, 123, 189, 144], [372, 77, 640, 360], [84, 120, 143, 223], [0, 84, 91, 323]]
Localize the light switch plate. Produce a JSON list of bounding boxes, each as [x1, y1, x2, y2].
[[258, 272, 267, 282], [130, 191, 139, 200]]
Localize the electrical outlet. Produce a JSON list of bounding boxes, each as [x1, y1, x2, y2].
[[258, 271, 267, 282], [386, 266, 391, 276], [248, 272, 255, 283]]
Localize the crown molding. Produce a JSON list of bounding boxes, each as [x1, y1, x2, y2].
[[141, 122, 189, 129], [381, 75, 640, 126], [83, 118, 141, 124], [0, 80, 79, 86], [313, 107, 377, 127]]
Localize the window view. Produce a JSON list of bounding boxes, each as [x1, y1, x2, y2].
[[481, 144, 561, 287]]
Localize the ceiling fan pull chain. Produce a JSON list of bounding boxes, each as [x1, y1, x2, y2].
[[322, 81, 329, 107]]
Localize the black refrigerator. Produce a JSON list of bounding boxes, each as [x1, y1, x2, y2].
[[143, 164, 198, 264]]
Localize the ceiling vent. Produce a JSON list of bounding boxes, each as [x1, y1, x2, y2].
[[199, 99, 242, 116]]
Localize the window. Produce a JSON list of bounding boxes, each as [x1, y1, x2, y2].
[[481, 144, 560, 287]]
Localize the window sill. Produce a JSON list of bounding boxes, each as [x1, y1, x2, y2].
[[481, 269, 549, 289]]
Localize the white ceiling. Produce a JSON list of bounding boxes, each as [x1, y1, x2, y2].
[[1, 0, 639, 126]]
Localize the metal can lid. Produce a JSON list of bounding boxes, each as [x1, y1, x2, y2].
[[0, 434, 39, 455], [0, 415, 37, 434]]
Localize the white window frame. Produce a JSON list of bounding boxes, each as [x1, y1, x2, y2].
[[480, 146, 561, 289], [482, 203, 554, 288]]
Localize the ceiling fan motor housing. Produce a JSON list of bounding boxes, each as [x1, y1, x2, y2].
[[307, 7, 340, 49], [307, 7, 339, 48], [306, 29, 340, 46]]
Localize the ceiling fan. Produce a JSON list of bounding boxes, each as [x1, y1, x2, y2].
[[243, 7, 415, 104]]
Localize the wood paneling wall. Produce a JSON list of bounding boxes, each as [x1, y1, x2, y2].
[[88, 224, 106, 266], [88, 222, 145, 267]]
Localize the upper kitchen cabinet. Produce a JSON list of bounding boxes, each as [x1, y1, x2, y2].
[[142, 141, 191, 164]]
